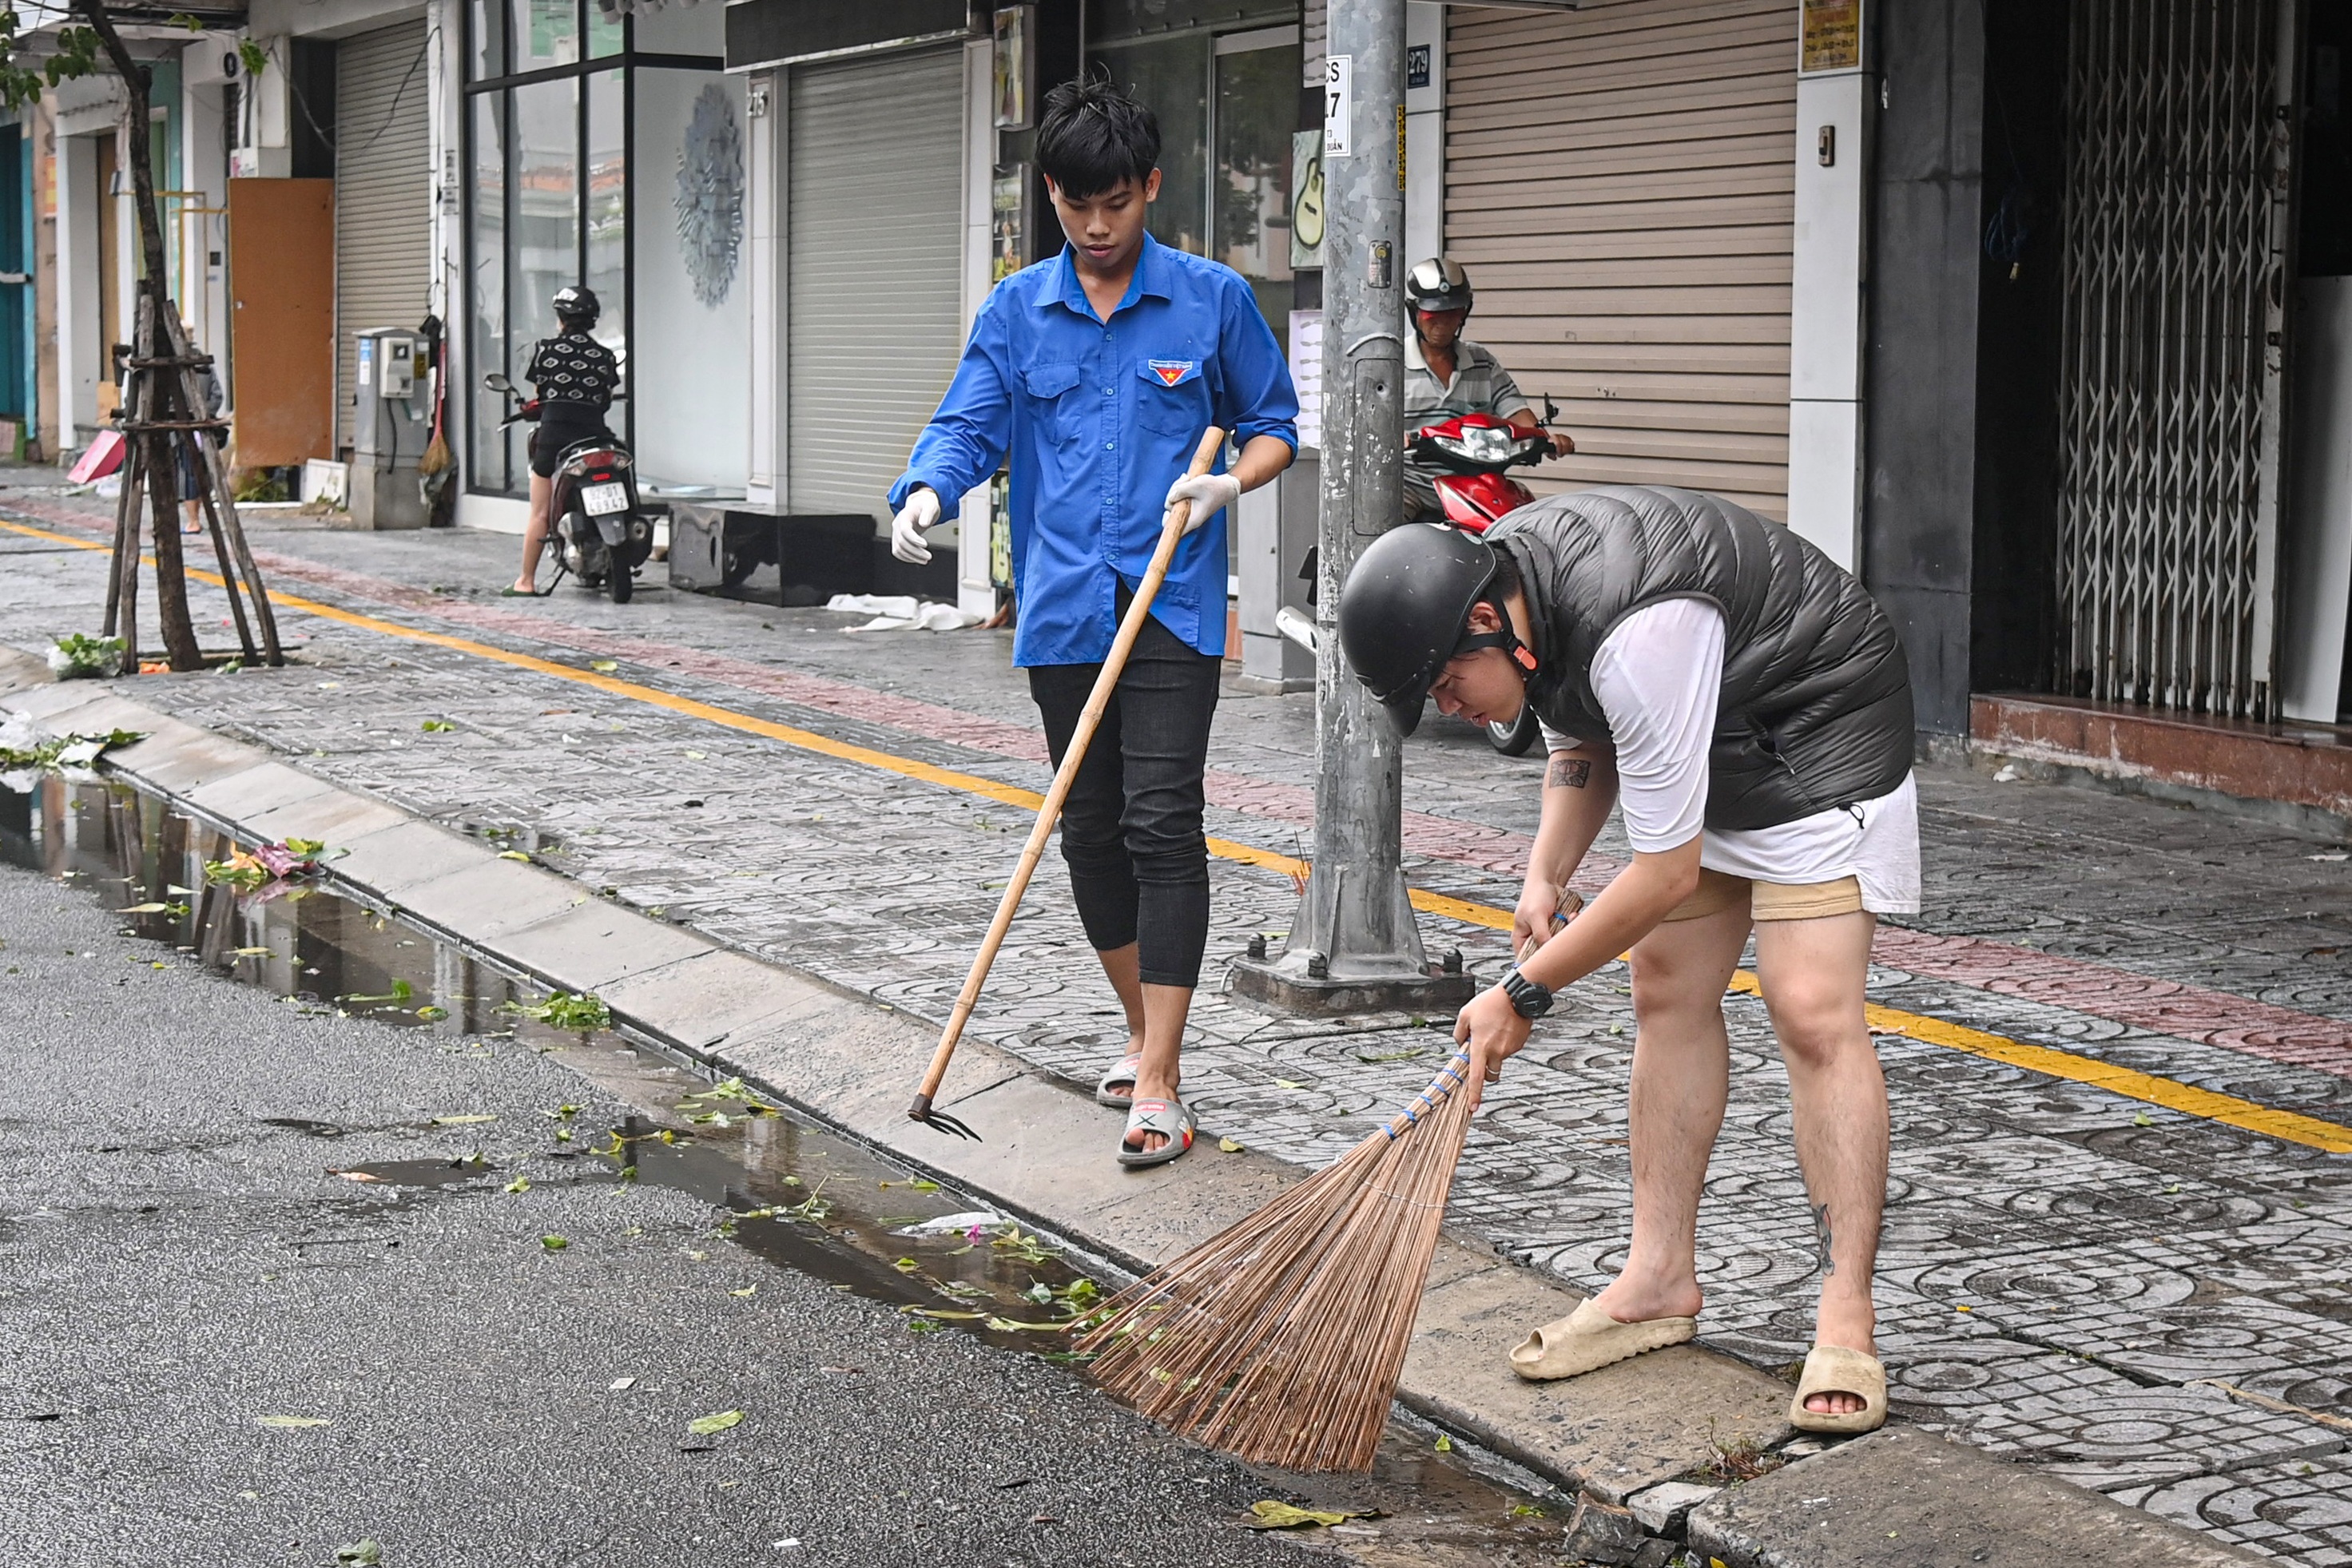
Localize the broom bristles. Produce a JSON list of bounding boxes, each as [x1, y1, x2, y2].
[[1079, 1049, 1479, 1471]]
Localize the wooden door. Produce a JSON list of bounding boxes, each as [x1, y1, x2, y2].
[[227, 177, 333, 466]]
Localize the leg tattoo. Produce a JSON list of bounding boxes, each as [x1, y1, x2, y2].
[[1814, 1202, 1835, 1276]]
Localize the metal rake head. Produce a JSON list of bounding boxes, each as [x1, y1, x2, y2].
[[907, 1094, 981, 1141]]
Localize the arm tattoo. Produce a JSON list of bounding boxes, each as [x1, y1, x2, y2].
[[1545, 754, 1592, 791]]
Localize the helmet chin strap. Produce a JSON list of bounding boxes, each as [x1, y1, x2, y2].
[[1452, 594, 1539, 677]]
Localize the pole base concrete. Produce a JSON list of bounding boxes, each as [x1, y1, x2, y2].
[[1226, 951, 1478, 1018]]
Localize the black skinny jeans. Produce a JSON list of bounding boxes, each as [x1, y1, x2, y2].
[[1026, 600, 1221, 990]]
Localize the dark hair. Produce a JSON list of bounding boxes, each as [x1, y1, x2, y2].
[[1036, 77, 1160, 200], [1484, 539, 1522, 601]]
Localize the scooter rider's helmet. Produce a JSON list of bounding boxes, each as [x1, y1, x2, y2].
[[1404, 257, 1474, 316], [552, 284, 601, 330], [1338, 522, 1527, 736]]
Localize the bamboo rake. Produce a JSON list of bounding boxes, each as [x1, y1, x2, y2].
[[907, 425, 1230, 1139]]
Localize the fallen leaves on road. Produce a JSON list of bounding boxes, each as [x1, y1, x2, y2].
[[205, 838, 336, 891], [421, 719, 454, 732], [1246, 1501, 1354, 1530], [501, 991, 611, 1030], [334, 1541, 382, 1565], [590, 659, 619, 673], [1219, 1137, 1245, 1153], [254, 1415, 330, 1429], [686, 1409, 744, 1435], [432, 1113, 498, 1126], [329, 1169, 383, 1184], [540, 1235, 569, 1252]]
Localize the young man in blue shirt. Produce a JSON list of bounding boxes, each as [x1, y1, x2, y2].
[[887, 80, 1297, 1168]]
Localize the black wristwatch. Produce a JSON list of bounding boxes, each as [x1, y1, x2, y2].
[[1500, 967, 1554, 1021]]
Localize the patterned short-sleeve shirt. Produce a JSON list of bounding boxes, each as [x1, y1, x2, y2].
[[1403, 334, 1529, 428], [525, 331, 619, 413]]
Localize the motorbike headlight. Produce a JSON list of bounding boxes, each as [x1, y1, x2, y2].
[[1464, 425, 1512, 462]]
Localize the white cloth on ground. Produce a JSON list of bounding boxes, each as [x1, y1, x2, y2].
[[822, 593, 984, 633]]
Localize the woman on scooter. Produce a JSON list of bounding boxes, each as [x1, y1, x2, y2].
[[1402, 258, 1572, 522], [507, 285, 619, 597]]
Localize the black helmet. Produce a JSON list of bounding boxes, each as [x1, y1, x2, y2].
[[1404, 257, 1472, 315], [1337, 522, 1529, 736], [553, 284, 600, 326]]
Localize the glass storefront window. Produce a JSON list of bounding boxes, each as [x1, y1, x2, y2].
[[512, 0, 578, 72], [510, 74, 580, 359], [470, 92, 511, 492], [586, 69, 628, 370], [1085, 16, 1299, 331], [586, 0, 624, 58], [1213, 33, 1297, 327], [471, 0, 505, 81], [1093, 34, 1207, 256], [465, 0, 733, 495]]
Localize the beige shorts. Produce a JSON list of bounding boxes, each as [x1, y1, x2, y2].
[[1659, 868, 1865, 924]]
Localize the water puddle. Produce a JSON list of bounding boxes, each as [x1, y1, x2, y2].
[[2, 769, 1570, 1562]]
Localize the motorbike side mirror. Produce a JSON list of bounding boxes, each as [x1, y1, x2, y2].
[[1541, 394, 1560, 424], [483, 372, 514, 394]]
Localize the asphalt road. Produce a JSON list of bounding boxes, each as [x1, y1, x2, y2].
[[0, 855, 1349, 1568]]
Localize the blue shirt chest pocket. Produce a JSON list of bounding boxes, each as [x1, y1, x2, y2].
[[1135, 358, 1214, 437], [1022, 363, 1085, 446]]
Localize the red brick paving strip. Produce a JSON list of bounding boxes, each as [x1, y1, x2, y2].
[[16, 495, 2350, 1078]]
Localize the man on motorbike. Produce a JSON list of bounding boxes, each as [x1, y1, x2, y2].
[[1401, 258, 1571, 522], [507, 285, 620, 596]]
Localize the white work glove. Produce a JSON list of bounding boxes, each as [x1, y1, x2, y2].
[[1163, 471, 1242, 537], [890, 486, 941, 565]]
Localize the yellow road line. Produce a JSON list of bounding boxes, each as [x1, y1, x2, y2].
[[16, 514, 2352, 1153]]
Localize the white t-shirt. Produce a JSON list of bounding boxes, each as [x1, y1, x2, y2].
[[1546, 597, 1921, 915]]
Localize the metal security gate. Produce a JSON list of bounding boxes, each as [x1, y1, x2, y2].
[[335, 19, 432, 458], [2053, 0, 2299, 718], [786, 46, 964, 523]]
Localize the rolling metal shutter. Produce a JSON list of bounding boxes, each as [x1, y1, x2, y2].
[[1445, 0, 1797, 519], [334, 18, 432, 457], [788, 46, 965, 524]]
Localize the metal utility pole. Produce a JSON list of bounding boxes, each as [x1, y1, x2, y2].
[[1232, 0, 1472, 1017]]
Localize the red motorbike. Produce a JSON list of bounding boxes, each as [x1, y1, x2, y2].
[[1409, 407, 1556, 534], [1408, 399, 1564, 752]]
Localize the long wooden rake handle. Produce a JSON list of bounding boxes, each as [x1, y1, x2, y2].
[[908, 426, 1230, 1135]]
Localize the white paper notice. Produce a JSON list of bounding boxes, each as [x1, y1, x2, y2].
[[1289, 309, 1324, 452]]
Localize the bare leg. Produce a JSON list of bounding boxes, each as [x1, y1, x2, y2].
[[1753, 910, 1885, 1416], [180, 497, 203, 535], [513, 471, 553, 591], [1097, 943, 1149, 1058], [1588, 902, 1751, 1325], [1095, 943, 1191, 1153]]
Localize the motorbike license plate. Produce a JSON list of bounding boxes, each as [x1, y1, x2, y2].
[[582, 481, 630, 515]]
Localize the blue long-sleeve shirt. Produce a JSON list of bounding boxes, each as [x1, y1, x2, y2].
[[888, 235, 1299, 666]]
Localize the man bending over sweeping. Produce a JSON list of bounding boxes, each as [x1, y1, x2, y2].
[[884, 79, 1297, 1168], [1336, 490, 1917, 1435]]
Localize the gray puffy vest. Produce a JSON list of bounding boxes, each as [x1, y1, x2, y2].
[[1486, 486, 1913, 832]]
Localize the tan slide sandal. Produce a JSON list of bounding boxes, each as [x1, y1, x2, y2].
[[1508, 1297, 1697, 1382], [1787, 1344, 1888, 1435]]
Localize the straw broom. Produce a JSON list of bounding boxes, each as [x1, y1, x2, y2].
[[1078, 1046, 1482, 1471]]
